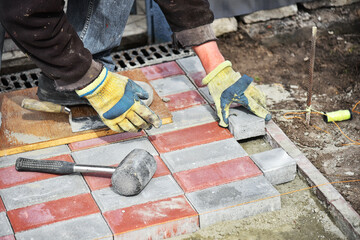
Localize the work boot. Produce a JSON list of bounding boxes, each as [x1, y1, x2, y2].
[[36, 74, 154, 106]]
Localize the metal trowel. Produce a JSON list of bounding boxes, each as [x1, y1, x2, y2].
[[21, 98, 107, 132]]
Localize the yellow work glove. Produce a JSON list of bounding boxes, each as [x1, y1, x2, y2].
[[76, 67, 162, 132], [202, 60, 271, 127]]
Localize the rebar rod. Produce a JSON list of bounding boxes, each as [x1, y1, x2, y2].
[[306, 26, 317, 125]]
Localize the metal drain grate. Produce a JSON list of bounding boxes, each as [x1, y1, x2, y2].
[[0, 68, 41, 93], [112, 42, 194, 71], [0, 42, 195, 93]]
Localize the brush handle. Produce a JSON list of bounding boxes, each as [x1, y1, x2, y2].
[[21, 98, 70, 114], [15, 158, 75, 174]]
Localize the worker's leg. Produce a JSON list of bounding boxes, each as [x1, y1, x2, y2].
[[66, 0, 134, 71], [192, 41, 225, 74], [37, 0, 135, 105]]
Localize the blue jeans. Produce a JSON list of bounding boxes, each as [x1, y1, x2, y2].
[[67, 0, 134, 71]]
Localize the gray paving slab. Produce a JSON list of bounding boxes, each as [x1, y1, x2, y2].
[[228, 107, 265, 140], [176, 56, 205, 74], [72, 137, 158, 165], [93, 175, 183, 212], [150, 75, 195, 97], [15, 213, 112, 240], [198, 87, 214, 104], [251, 148, 296, 185], [161, 138, 248, 173], [146, 105, 217, 135], [0, 212, 13, 237], [0, 175, 89, 210], [0, 145, 70, 168], [186, 175, 281, 228]]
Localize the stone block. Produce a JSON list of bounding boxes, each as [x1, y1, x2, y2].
[[228, 107, 265, 140], [15, 213, 112, 240], [186, 175, 281, 228], [161, 138, 247, 173], [176, 56, 205, 75], [243, 4, 298, 24], [198, 87, 214, 104], [0, 212, 13, 237], [141, 61, 184, 81], [165, 90, 207, 112], [146, 105, 217, 135], [149, 122, 233, 154], [173, 156, 262, 193], [92, 175, 183, 212], [104, 195, 198, 240], [302, 0, 360, 9], [251, 148, 296, 185], [0, 175, 89, 210], [211, 17, 238, 36], [149, 75, 195, 97], [71, 137, 157, 165]]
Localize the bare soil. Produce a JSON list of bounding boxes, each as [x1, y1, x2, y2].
[[217, 15, 360, 213]]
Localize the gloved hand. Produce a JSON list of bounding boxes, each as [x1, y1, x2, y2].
[[202, 60, 271, 127], [76, 67, 162, 132]]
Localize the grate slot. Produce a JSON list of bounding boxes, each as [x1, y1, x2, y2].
[[1, 42, 195, 93]]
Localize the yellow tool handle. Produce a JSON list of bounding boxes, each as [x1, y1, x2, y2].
[[21, 98, 70, 114]]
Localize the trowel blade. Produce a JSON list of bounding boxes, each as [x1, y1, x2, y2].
[[69, 115, 107, 133]]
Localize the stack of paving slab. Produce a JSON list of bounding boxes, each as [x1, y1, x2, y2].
[[0, 56, 296, 240]]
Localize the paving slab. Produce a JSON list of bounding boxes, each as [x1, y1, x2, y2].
[[0, 145, 70, 168], [104, 195, 199, 240], [141, 61, 184, 81], [164, 90, 207, 112], [198, 87, 214, 104], [251, 148, 296, 185], [71, 137, 157, 165], [7, 193, 99, 233], [0, 212, 13, 237], [161, 138, 248, 173], [186, 175, 281, 228], [173, 156, 262, 193], [146, 104, 217, 135], [92, 175, 183, 212], [0, 174, 89, 210], [228, 107, 265, 140], [15, 213, 112, 240], [176, 56, 207, 87], [149, 75, 196, 97], [149, 122, 233, 154], [68, 131, 145, 151]]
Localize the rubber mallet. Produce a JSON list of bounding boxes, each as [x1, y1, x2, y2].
[[15, 149, 157, 196]]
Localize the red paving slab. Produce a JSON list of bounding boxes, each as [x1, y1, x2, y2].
[[68, 131, 145, 151], [149, 122, 233, 153], [0, 155, 74, 189], [7, 193, 99, 233], [141, 62, 184, 81], [165, 90, 207, 112], [189, 71, 206, 88], [104, 195, 198, 237], [173, 156, 263, 193], [0, 196, 5, 212], [0, 236, 15, 240], [83, 156, 170, 191]]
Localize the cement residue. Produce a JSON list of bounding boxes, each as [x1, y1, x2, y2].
[[171, 176, 345, 240], [4, 129, 50, 144]]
